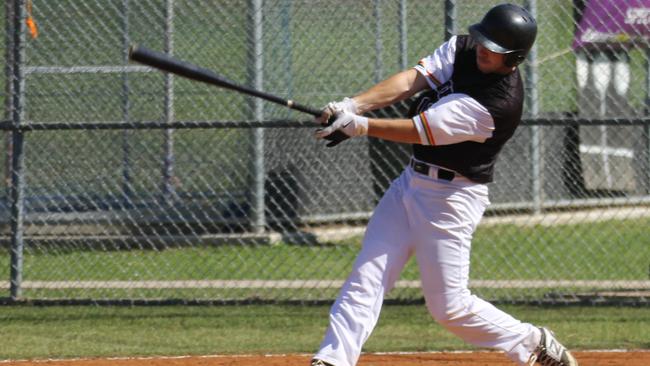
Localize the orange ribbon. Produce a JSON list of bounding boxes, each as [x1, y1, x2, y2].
[[26, 0, 38, 39]]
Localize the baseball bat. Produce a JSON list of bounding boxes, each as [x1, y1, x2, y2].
[[128, 44, 323, 118]]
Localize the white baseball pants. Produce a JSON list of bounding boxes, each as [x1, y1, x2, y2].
[[314, 165, 540, 366]]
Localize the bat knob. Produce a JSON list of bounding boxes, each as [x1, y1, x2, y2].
[[128, 44, 138, 60]]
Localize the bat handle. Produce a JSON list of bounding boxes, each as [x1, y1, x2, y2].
[[287, 101, 337, 126], [286, 100, 323, 118]]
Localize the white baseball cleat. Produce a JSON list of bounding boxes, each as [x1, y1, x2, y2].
[[311, 359, 334, 366], [527, 327, 578, 366]]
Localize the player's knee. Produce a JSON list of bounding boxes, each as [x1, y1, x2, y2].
[[425, 291, 471, 325]]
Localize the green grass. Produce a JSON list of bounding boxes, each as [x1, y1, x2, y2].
[[12, 243, 360, 281], [4, 217, 647, 283], [0, 216, 647, 302], [0, 304, 648, 360], [471, 217, 650, 280]]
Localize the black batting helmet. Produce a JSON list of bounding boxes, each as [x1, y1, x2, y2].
[[468, 3, 537, 67]]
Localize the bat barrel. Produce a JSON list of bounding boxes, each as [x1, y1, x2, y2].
[[128, 44, 323, 118]]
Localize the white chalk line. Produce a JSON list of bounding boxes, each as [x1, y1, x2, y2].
[[2, 350, 650, 363], [1, 279, 648, 290]]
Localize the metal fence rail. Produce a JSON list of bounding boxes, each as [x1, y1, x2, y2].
[[1, 0, 649, 306]]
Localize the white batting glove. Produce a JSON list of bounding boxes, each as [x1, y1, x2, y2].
[[317, 97, 358, 124], [315, 111, 368, 147], [327, 97, 358, 114]]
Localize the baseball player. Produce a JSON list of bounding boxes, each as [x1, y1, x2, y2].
[[312, 4, 578, 366]]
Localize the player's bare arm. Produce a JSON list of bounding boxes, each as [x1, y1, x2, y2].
[[316, 93, 497, 147], [316, 69, 429, 124], [366, 118, 421, 144], [314, 113, 420, 146], [352, 69, 429, 114]]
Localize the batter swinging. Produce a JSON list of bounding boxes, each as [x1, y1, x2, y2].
[[313, 4, 578, 366]]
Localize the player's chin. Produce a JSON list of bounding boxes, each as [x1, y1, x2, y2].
[[476, 60, 495, 74]]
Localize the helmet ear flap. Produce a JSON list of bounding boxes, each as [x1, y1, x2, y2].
[[505, 52, 526, 67]]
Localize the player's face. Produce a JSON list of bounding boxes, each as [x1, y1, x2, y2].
[[476, 44, 512, 74]]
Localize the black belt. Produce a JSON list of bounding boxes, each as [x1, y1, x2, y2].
[[409, 159, 455, 181]]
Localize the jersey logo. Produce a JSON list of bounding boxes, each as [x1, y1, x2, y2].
[[436, 80, 454, 99], [413, 80, 454, 115], [408, 80, 455, 117], [414, 95, 435, 115]]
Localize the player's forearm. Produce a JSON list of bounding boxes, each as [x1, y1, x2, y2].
[[352, 69, 424, 114], [367, 118, 421, 144]]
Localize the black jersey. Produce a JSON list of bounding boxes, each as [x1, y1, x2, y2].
[[411, 35, 524, 183]]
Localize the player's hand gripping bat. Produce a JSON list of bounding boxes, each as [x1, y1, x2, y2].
[[128, 44, 349, 146]]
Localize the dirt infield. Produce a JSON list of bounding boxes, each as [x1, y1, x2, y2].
[[4, 351, 650, 366]]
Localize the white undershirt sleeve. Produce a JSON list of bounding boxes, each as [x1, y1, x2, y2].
[[413, 36, 456, 89], [411, 94, 495, 146]]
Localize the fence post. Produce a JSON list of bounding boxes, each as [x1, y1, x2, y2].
[[163, 0, 176, 200], [249, 0, 265, 234], [374, 0, 383, 83], [280, 0, 293, 118], [444, 0, 456, 41], [398, 0, 408, 69], [646, 48, 650, 194], [4, 1, 15, 204], [525, 0, 541, 213], [9, 0, 27, 301], [121, 0, 133, 206]]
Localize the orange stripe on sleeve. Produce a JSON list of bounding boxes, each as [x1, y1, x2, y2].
[[419, 112, 436, 145], [417, 60, 442, 87], [426, 71, 442, 87]]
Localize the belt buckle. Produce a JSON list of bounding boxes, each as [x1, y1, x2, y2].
[[412, 161, 430, 176]]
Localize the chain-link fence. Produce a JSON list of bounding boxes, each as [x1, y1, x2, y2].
[[1, 0, 649, 305]]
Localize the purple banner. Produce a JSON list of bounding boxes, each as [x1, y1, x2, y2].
[[573, 0, 650, 50]]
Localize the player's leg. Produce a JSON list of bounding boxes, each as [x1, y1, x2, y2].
[[313, 171, 415, 366], [409, 178, 541, 364]]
